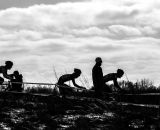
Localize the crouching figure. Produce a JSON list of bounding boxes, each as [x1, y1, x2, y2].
[[103, 69, 124, 92], [9, 71, 23, 92], [56, 68, 86, 97]]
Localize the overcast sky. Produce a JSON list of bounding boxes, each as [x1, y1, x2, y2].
[[0, 0, 160, 87]]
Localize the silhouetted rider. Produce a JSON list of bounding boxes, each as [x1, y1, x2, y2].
[[0, 61, 13, 85], [103, 69, 124, 91], [9, 71, 23, 92], [58, 68, 85, 89], [57, 68, 85, 97]]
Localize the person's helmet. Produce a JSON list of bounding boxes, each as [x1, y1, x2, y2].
[[13, 70, 19, 76], [74, 68, 81, 75], [117, 69, 124, 77], [95, 57, 102, 63], [5, 61, 13, 69]]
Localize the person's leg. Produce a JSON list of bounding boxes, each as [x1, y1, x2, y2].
[[104, 84, 112, 93], [95, 84, 105, 99], [58, 83, 70, 98], [115, 85, 122, 92], [63, 84, 74, 96], [94, 86, 101, 98], [0, 77, 4, 85]]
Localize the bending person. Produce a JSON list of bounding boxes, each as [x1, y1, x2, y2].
[[0, 61, 13, 85], [103, 69, 124, 91], [57, 68, 85, 97]]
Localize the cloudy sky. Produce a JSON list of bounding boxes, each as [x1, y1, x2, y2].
[[0, 0, 160, 87]]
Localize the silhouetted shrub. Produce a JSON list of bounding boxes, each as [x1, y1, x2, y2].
[[108, 79, 160, 94]]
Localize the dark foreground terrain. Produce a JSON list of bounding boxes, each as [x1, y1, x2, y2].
[[0, 93, 160, 130]]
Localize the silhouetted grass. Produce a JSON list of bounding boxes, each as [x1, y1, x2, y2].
[[25, 85, 54, 94], [119, 79, 160, 94]]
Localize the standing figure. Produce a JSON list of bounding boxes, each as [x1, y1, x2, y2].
[[57, 68, 85, 97], [92, 57, 104, 98], [103, 69, 124, 92], [0, 61, 13, 85]]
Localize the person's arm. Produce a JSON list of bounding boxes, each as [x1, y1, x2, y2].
[[19, 74, 23, 82], [113, 79, 121, 90], [1, 68, 12, 80], [72, 79, 86, 89]]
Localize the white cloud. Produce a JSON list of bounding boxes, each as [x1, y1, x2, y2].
[[108, 25, 142, 39], [0, 0, 160, 85]]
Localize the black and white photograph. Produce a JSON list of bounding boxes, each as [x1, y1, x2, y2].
[[0, 0, 160, 129]]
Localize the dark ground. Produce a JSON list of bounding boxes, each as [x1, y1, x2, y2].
[[0, 94, 160, 130]]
